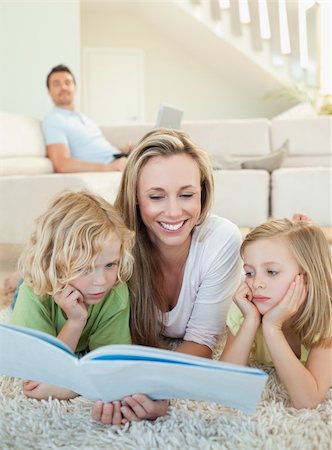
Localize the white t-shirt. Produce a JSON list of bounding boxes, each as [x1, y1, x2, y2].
[[42, 108, 119, 163], [162, 215, 242, 350]]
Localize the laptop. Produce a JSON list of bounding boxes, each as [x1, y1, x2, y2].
[[155, 104, 183, 130]]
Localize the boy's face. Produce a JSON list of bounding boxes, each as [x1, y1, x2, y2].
[[70, 239, 121, 305], [243, 236, 301, 315]]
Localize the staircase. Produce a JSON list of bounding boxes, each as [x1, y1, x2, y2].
[[172, 0, 319, 94]]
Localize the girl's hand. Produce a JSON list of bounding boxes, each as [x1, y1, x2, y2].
[[233, 281, 261, 322], [54, 285, 88, 323], [263, 274, 307, 330], [292, 213, 312, 222], [91, 400, 125, 425]]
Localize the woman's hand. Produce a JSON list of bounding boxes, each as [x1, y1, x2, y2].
[[233, 281, 261, 322], [91, 396, 170, 425], [120, 395, 170, 421], [23, 380, 78, 400], [262, 274, 307, 330], [54, 284, 88, 324]]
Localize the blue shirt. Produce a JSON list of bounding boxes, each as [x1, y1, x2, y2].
[[42, 107, 119, 163]]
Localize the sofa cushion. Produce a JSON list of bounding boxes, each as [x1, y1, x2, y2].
[[213, 170, 270, 227], [0, 172, 123, 244], [0, 157, 53, 176], [0, 112, 46, 157], [271, 117, 332, 156], [271, 167, 332, 226], [100, 124, 152, 150], [182, 119, 271, 157]]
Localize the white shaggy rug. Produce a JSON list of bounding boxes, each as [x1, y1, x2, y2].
[[0, 306, 331, 450]]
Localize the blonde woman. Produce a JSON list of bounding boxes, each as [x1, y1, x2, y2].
[[220, 218, 332, 409], [11, 190, 134, 400], [92, 128, 242, 424]]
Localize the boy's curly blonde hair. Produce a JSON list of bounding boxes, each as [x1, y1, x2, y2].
[[19, 190, 135, 297]]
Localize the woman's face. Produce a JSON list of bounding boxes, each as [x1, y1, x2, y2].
[[137, 153, 202, 250]]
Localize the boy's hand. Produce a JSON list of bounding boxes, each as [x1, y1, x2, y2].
[[54, 285, 88, 323], [233, 281, 261, 321], [263, 274, 307, 330]]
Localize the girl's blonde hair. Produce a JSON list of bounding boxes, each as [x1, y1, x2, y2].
[[115, 128, 214, 347], [19, 190, 134, 297], [241, 219, 332, 348]]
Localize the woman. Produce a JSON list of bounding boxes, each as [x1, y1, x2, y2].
[[92, 128, 243, 424]]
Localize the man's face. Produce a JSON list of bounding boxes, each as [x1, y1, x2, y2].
[[48, 71, 76, 109]]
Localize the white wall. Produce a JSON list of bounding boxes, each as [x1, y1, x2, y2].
[[0, 0, 80, 119], [0, 0, 295, 121], [81, 2, 295, 122]]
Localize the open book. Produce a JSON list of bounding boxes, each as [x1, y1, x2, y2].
[[0, 323, 268, 414]]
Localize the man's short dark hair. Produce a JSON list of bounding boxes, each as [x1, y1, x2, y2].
[[46, 64, 76, 88]]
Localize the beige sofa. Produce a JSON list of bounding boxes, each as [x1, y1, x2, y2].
[[0, 111, 330, 244], [270, 116, 332, 226]]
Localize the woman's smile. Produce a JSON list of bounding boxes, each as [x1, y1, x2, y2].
[[158, 220, 187, 232]]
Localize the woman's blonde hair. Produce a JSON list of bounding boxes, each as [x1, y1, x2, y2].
[[19, 190, 134, 297], [115, 128, 214, 346], [241, 219, 332, 348]]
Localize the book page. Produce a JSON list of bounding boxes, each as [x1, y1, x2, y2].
[[0, 324, 97, 397], [81, 358, 267, 414], [0, 325, 268, 413]]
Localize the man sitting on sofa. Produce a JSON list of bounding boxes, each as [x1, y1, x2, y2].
[[43, 64, 132, 173]]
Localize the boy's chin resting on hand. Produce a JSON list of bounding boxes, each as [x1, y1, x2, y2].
[[23, 380, 78, 400]]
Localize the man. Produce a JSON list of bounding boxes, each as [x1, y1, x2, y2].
[[43, 64, 131, 173]]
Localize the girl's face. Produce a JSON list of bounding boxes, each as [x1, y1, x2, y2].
[[243, 236, 302, 315], [70, 239, 121, 305], [137, 154, 202, 250]]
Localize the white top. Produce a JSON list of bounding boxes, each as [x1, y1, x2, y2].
[[162, 215, 242, 350]]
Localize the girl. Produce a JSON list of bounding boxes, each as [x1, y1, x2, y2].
[[11, 190, 134, 400], [92, 127, 242, 424], [220, 218, 332, 409]]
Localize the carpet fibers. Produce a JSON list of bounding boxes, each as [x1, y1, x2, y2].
[[0, 307, 331, 450]]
